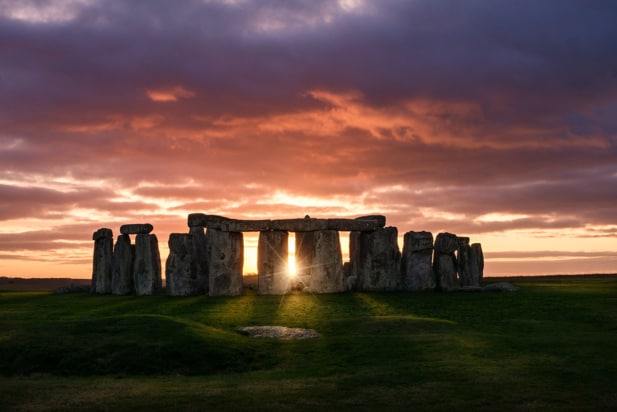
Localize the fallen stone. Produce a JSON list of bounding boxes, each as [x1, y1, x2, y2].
[[133, 233, 162, 296], [401, 231, 436, 291], [207, 229, 244, 296], [258, 230, 290, 295], [111, 234, 134, 295], [238, 326, 321, 340], [484, 282, 520, 292], [54, 284, 91, 294], [120, 223, 153, 235]]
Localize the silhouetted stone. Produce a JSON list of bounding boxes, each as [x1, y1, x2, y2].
[[92, 228, 113, 294], [356, 215, 386, 227], [133, 234, 162, 296], [111, 234, 134, 295], [484, 282, 519, 292], [189, 226, 209, 293], [258, 230, 290, 295], [326, 218, 380, 231], [433, 232, 458, 291], [188, 213, 230, 229], [166, 233, 201, 296], [271, 218, 329, 232], [296, 230, 344, 293], [222, 220, 272, 232], [207, 229, 244, 296], [457, 237, 475, 287], [351, 227, 401, 291], [120, 223, 153, 235], [470, 243, 484, 284], [401, 231, 436, 291]]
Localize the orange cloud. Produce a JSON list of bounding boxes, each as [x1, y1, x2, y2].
[[146, 86, 196, 102]]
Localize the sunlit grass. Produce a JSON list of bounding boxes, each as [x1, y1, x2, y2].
[[1, 276, 616, 411]]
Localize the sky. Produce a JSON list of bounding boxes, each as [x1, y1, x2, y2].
[[1, 0, 616, 279]]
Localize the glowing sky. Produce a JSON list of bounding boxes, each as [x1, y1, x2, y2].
[[1, 0, 616, 278]]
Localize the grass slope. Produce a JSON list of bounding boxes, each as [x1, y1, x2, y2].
[[1, 276, 616, 411]]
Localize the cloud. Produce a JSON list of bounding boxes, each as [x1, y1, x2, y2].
[[1, 0, 616, 277]]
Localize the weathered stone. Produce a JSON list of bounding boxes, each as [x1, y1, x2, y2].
[[166, 233, 202, 296], [120, 223, 153, 235], [207, 229, 244, 296], [351, 227, 401, 291], [470, 243, 484, 285], [434, 232, 458, 254], [271, 218, 329, 232], [457, 237, 475, 287], [92, 228, 112, 241], [433, 233, 458, 291], [111, 234, 134, 295], [326, 218, 379, 232], [401, 231, 436, 291], [189, 226, 209, 293], [133, 234, 162, 296], [356, 215, 386, 227], [484, 282, 520, 292], [257, 230, 290, 295], [222, 220, 272, 232], [91, 228, 113, 294], [295, 231, 315, 287], [188, 213, 230, 229], [295, 230, 344, 293]]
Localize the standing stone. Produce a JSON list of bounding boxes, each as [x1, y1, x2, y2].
[[133, 234, 162, 296], [92, 228, 113, 294], [401, 231, 436, 291], [433, 232, 459, 291], [351, 227, 401, 292], [189, 226, 209, 293], [206, 229, 244, 297], [295, 231, 315, 289], [469, 243, 484, 285], [258, 230, 290, 295], [111, 234, 134, 295], [296, 230, 344, 293], [166, 233, 202, 296], [457, 237, 475, 287]]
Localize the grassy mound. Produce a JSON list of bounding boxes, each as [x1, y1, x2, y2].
[[1, 276, 616, 411]]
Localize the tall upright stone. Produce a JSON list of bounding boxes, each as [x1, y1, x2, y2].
[[206, 229, 244, 297], [433, 232, 459, 291], [257, 230, 290, 295], [401, 231, 436, 291], [296, 230, 344, 293], [351, 227, 401, 291], [166, 233, 202, 296], [295, 231, 315, 288], [92, 228, 113, 294], [133, 233, 162, 296], [457, 237, 477, 287], [189, 226, 209, 293], [469, 243, 484, 285], [111, 234, 134, 295]]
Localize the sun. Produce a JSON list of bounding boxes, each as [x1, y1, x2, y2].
[[288, 234, 297, 278]]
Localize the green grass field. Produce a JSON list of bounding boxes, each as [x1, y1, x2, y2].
[[1, 276, 616, 411]]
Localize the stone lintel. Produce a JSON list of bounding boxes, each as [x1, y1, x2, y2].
[[188, 213, 385, 232], [120, 223, 153, 235], [221, 219, 273, 232]]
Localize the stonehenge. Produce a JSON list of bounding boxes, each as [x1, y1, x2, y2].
[[91, 214, 486, 296]]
